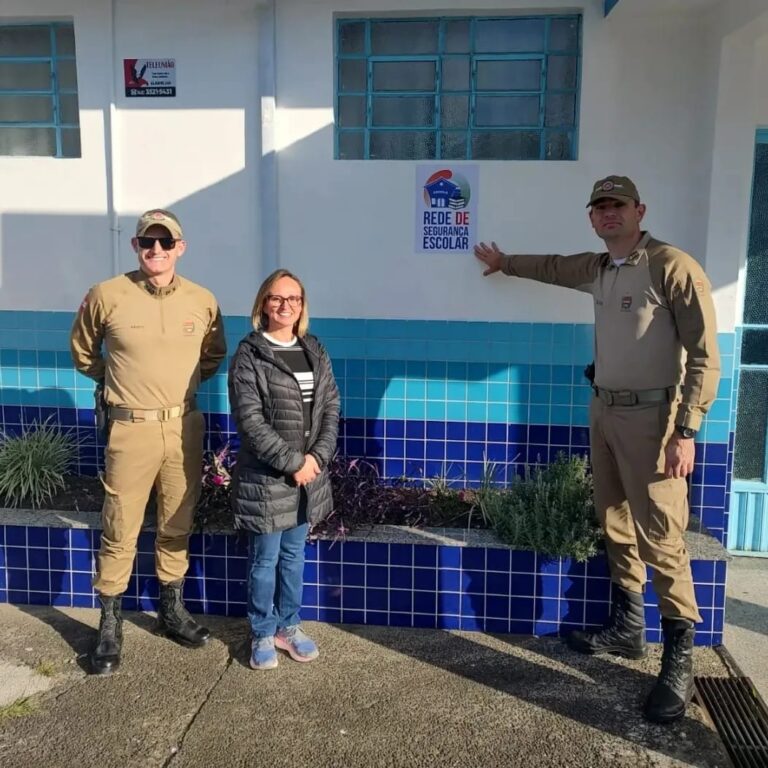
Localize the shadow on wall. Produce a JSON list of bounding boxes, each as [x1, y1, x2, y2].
[[0, 165, 261, 316]]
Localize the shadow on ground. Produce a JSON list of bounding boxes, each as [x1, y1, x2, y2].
[[332, 622, 729, 766]]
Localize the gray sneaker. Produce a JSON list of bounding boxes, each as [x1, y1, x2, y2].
[[275, 625, 319, 662], [250, 635, 278, 670]]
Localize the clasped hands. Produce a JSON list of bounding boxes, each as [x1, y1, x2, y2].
[[293, 454, 320, 487]]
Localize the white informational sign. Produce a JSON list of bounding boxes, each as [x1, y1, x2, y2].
[[415, 164, 479, 254], [124, 59, 176, 97]]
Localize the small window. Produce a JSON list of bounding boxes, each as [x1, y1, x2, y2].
[[335, 15, 580, 160], [0, 22, 81, 158]]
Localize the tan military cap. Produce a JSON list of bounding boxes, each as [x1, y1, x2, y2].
[[135, 208, 184, 239], [586, 175, 640, 207]]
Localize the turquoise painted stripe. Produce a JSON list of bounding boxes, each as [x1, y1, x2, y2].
[[0, 312, 736, 367], [0, 311, 739, 436]]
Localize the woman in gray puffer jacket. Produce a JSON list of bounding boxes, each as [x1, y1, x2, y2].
[[228, 269, 339, 670]]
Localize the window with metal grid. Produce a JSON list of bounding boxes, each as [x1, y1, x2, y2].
[[335, 15, 581, 161], [0, 22, 80, 158], [734, 134, 768, 485]]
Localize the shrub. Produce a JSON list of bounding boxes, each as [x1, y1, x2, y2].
[[477, 452, 602, 562], [0, 420, 77, 509], [192, 448, 602, 564]]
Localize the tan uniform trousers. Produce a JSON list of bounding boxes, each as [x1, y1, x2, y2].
[[93, 410, 205, 596], [589, 395, 701, 624]]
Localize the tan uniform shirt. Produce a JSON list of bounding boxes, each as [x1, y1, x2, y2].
[[70, 271, 227, 410], [500, 232, 720, 431]]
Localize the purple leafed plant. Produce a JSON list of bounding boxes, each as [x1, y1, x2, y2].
[[194, 448, 481, 537], [311, 454, 480, 540], [197, 441, 236, 529]]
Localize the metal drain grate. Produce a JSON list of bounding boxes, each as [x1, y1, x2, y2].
[[695, 676, 768, 768]]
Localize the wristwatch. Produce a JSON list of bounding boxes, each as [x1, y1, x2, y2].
[[674, 425, 697, 439]]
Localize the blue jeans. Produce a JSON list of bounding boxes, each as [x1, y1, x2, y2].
[[247, 523, 308, 638]]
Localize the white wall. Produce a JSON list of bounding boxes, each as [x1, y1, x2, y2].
[[275, 0, 717, 322], [702, 1, 768, 331], [0, 0, 263, 315], [0, 0, 113, 311], [0, 0, 764, 330]]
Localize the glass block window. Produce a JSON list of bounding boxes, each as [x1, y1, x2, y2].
[[733, 370, 768, 482], [734, 139, 768, 483], [0, 23, 80, 158], [336, 15, 581, 160]]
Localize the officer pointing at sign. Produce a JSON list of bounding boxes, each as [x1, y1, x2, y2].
[[71, 209, 226, 675], [474, 176, 720, 724]]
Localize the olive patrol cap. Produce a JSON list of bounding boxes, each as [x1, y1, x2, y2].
[[586, 175, 640, 207], [135, 209, 184, 239]]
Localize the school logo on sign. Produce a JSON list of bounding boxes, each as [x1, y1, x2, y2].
[[415, 165, 478, 254], [423, 170, 471, 210]]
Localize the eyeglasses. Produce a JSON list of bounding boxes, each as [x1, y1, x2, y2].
[[137, 236, 179, 250], [266, 294, 303, 308]]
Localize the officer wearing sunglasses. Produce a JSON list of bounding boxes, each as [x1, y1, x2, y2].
[[70, 208, 226, 675]]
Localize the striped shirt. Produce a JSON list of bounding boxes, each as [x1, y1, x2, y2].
[[263, 332, 314, 436]]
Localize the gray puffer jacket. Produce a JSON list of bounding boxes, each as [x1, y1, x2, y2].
[[228, 330, 340, 534]]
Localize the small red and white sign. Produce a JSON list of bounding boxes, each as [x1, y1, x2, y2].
[[124, 59, 176, 98]]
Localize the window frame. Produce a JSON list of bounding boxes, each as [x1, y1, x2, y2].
[[732, 131, 768, 488], [0, 21, 80, 158], [335, 15, 582, 161]]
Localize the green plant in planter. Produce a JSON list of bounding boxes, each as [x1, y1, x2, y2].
[[478, 452, 602, 562], [0, 419, 77, 509]]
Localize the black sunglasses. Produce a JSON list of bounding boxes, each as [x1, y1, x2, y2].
[[137, 236, 178, 250]]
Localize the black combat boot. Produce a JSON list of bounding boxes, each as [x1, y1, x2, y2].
[[567, 586, 647, 659], [90, 594, 123, 675], [156, 579, 210, 648], [643, 618, 695, 724]]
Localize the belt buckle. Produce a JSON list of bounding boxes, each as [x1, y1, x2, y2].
[[602, 389, 614, 406], [159, 408, 171, 421], [617, 390, 638, 406]]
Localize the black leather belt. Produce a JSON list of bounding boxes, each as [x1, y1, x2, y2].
[[593, 386, 677, 406]]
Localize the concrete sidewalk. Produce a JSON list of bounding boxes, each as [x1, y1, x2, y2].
[[0, 604, 733, 768], [724, 554, 768, 703]]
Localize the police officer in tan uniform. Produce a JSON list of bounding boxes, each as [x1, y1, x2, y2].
[[71, 209, 227, 675], [474, 176, 720, 724]]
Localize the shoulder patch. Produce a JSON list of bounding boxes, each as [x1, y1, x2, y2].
[[79, 293, 89, 312], [694, 278, 705, 294]]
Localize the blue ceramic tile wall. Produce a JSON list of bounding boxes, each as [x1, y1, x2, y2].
[[0, 525, 726, 645], [0, 311, 735, 542]]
